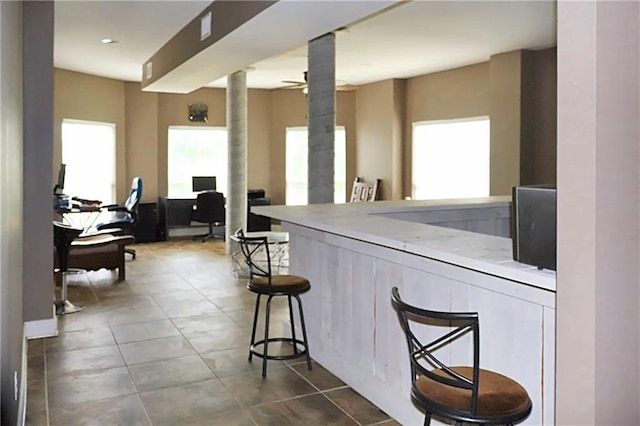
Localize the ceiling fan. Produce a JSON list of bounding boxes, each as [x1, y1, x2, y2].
[[281, 71, 359, 92]]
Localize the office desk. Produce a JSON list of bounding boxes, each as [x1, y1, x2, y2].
[[158, 192, 272, 240], [157, 197, 197, 240], [56, 206, 102, 230]]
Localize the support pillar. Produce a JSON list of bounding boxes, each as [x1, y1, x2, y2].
[[556, 1, 640, 424], [307, 32, 336, 204], [225, 70, 247, 253]]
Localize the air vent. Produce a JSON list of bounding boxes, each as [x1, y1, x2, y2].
[[201, 11, 212, 41]]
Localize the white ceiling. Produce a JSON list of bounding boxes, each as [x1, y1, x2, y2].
[[54, 1, 557, 91]]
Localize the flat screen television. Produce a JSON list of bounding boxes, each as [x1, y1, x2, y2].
[[54, 163, 66, 195], [192, 176, 216, 193], [511, 185, 557, 270]]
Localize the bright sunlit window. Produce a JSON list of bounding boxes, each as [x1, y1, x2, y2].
[[412, 117, 490, 200], [285, 127, 346, 205], [62, 119, 116, 204], [168, 126, 228, 197]]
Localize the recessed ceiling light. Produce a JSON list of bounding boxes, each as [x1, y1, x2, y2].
[[101, 38, 118, 44]]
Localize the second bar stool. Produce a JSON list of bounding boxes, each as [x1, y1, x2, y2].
[[391, 287, 532, 426], [231, 229, 312, 377]]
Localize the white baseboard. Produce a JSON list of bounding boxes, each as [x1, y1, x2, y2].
[[24, 308, 58, 339]]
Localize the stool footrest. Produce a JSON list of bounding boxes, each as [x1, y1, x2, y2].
[[250, 337, 308, 361]]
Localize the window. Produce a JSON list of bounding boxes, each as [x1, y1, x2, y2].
[[62, 119, 116, 203], [168, 126, 228, 197], [412, 117, 490, 200], [285, 127, 346, 205]]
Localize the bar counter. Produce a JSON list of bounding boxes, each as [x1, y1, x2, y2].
[[254, 197, 556, 425]]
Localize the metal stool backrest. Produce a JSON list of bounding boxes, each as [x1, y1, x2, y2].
[[231, 229, 274, 289], [391, 287, 481, 418]]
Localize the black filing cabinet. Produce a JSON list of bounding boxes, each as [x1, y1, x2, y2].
[[248, 197, 271, 232], [134, 202, 158, 243]]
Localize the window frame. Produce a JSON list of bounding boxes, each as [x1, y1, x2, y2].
[[167, 125, 228, 198], [61, 118, 117, 204], [285, 126, 347, 205], [411, 116, 490, 200]]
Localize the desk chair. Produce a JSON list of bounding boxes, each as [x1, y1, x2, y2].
[[192, 191, 225, 242], [231, 229, 312, 377], [95, 177, 142, 259], [391, 287, 532, 426]]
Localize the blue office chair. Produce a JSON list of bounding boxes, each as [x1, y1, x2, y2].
[[95, 177, 142, 259]]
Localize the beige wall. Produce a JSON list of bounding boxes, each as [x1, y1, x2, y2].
[[490, 50, 523, 195], [355, 79, 405, 200], [125, 85, 273, 201], [124, 83, 158, 203], [247, 90, 272, 195], [268, 90, 306, 204], [54, 69, 127, 201], [155, 87, 227, 197], [54, 50, 555, 206], [268, 89, 356, 205], [529, 48, 557, 184], [404, 62, 491, 196], [55, 76, 358, 205]]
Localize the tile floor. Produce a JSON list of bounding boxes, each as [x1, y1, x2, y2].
[[26, 239, 400, 426]]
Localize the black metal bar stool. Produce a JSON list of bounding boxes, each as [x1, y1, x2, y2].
[[231, 229, 312, 377], [391, 287, 532, 425], [53, 221, 85, 315]]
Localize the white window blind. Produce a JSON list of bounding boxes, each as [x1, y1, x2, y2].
[[412, 117, 490, 200], [168, 126, 228, 197], [285, 127, 346, 205], [61, 119, 116, 204]]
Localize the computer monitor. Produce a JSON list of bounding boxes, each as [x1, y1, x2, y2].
[[54, 163, 66, 195], [511, 184, 556, 270], [192, 176, 216, 193]]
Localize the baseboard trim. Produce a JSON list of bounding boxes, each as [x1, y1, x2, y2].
[[24, 311, 58, 339]]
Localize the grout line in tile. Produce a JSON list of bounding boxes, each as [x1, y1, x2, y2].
[[36, 241, 394, 426]]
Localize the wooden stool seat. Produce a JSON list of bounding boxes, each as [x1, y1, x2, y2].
[[415, 367, 531, 420], [249, 274, 310, 293], [391, 287, 532, 425]]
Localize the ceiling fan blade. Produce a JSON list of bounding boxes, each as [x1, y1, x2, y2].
[[279, 83, 306, 90], [281, 80, 305, 85], [337, 83, 359, 92]]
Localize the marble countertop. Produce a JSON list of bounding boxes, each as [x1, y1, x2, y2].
[[254, 197, 556, 292]]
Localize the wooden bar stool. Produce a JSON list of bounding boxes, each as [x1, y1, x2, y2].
[[231, 229, 312, 377], [391, 287, 532, 425]]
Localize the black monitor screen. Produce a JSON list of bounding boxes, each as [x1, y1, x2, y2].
[[511, 185, 557, 271], [192, 176, 216, 192], [54, 163, 66, 194]]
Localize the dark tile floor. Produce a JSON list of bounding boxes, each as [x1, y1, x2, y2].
[[26, 239, 400, 426]]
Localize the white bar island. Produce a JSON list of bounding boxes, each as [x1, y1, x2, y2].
[[254, 197, 556, 426]]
